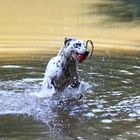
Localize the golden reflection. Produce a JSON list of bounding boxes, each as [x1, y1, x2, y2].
[[0, 0, 140, 61]]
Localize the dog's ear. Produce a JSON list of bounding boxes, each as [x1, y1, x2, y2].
[[64, 37, 72, 46]]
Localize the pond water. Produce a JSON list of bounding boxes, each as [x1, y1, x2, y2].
[[0, 0, 140, 140], [0, 53, 140, 140], [0, 0, 140, 60]]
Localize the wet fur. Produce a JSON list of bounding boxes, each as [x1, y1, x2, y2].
[[42, 37, 87, 96]]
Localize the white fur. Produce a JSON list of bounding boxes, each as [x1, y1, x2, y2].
[[42, 37, 88, 96]]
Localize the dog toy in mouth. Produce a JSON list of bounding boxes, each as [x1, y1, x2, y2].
[[76, 40, 94, 62], [76, 51, 89, 62]]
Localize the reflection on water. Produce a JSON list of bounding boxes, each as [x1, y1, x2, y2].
[[0, 53, 140, 140], [0, 0, 140, 61], [87, 0, 140, 23]]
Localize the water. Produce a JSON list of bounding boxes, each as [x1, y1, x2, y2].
[[0, 0, 140, 139], [0, 52, 140, 140], [0, 0, 140, 61]]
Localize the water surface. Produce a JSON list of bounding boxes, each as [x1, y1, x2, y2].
[[0, 52, 140, 140], [0, 0, 140, 61]]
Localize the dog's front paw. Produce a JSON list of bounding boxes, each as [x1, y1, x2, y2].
[[41, 82, 56, 98]]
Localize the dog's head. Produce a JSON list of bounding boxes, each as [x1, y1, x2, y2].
[[64, 37, 89, 62]]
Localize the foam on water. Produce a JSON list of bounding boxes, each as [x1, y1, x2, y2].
[[0, 78, 91, 123], [0, 65, 22, 68], [119, 70, 134, 75], [32, 81, 91, 99], [0, 65, 34, 70]]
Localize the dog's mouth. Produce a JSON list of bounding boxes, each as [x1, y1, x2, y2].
[[76, 51, 89, 63], [74, 40, 94, 63]]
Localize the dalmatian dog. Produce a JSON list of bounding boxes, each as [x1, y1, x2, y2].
[[42, 37, 92, 97]]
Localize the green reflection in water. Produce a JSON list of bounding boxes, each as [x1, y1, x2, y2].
[[88, 0, 140, 23]]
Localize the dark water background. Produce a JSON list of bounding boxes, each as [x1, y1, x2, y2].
[[87, 0, 140, 23], [0, 52, 139, 140]]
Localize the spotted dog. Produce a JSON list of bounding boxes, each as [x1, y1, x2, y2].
[[42, 37, 92, 96]]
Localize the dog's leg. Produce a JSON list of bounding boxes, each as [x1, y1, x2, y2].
[[70, 73, 80, 88], [42, 76, 56, 96], [69, 64, 80, 88]]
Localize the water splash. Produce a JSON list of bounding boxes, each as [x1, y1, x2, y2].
[[0, 78, 91, 124], [33, 80, 91, 99]]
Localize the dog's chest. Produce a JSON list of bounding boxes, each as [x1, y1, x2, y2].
[[53, 59, 77, 91], [63, 61, 77, 78]]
